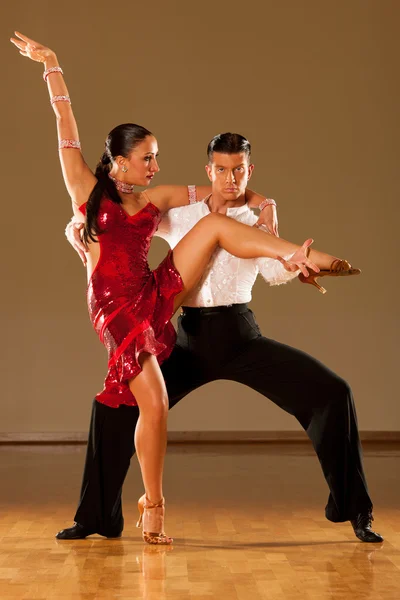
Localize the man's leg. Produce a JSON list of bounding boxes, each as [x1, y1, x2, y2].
[[161, 340, 211, 411], [221, 310, 382, 540], [73, 400, 138, 537], [56, 400, 138, 539]]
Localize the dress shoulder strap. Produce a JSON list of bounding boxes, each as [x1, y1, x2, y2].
[[140, 190, 152, 205]]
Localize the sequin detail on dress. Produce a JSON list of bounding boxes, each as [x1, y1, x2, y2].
[[80, 196, 183, 408]]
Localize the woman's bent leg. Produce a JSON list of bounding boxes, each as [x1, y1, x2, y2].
[[171, 213, 320, 309]]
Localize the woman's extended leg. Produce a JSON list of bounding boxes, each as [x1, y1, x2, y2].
[[171, 212, 322, 308]]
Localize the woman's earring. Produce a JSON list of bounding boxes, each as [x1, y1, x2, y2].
[[121, 165, 128, 173]]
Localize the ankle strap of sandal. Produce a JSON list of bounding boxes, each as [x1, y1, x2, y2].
[[330, 259, 350, 273], [145, 497, 165, 509]]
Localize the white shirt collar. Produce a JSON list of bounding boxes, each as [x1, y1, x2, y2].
[[200, 196, 250, 217]]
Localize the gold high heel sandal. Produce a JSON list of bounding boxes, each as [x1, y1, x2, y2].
[[298, 259, 361, 294], [137, 494, 173, 545]]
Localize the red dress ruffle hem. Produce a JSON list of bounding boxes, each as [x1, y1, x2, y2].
[[79, 196, 183, 408]]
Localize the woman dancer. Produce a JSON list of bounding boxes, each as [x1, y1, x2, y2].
[[11, 32, 358, 545]]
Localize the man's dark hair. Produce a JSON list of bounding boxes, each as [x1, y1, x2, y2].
[[207, 132, 251, 163]]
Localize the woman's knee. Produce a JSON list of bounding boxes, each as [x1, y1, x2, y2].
[[199, 212, 226, 230], [139, 392, 169, 422]]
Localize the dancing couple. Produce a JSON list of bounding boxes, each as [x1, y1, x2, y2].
[[11, 31, 383, 545]]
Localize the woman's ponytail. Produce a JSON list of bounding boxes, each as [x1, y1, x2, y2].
[[82, 152, 121, 245]]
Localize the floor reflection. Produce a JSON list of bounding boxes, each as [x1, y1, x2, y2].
[[135, 545, 174, 599]]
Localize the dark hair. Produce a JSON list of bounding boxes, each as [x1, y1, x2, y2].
[[207, 132, 251, 163], [83, 123, 153, 245]]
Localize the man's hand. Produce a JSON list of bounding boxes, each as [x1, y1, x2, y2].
[[254, 204, 279, 236], [65, 218, 87, 266]]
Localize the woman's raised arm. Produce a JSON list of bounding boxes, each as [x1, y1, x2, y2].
[[10, 32, 96, 220]]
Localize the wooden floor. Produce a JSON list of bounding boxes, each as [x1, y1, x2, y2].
[[0, 442, 399, 599]]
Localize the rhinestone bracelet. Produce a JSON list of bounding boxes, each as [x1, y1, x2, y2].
[[51, 95, 71, 105], [259, 198, 277, 211], [43, 66, 63, 82], [188, 185, 197, 204], [59, 139, 81, 150]]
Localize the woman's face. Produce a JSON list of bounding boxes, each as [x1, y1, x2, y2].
[[117, 135, 160, 187]]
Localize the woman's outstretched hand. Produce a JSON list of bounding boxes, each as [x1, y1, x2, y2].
[[277, 239, 319, 278], [10, 31, 55, 63]]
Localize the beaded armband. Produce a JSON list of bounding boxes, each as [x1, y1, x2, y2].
[[59, 139, 81, 150], [259, 198, 277, 211], [51, 95, 71, 105], [188, 185, 197, 204], [43, 66, 63, 82]]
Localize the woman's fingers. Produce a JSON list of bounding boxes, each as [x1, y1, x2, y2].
[[10, 38, 26, 49], [11, 40, 33, 58], [11, 35, 49, 62], [12, 33, 43, 55], [10, 38, 30, 57], [14, 31, 38, 45]]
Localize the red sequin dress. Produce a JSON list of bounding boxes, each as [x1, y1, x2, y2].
[[79, 195, 183, 408]]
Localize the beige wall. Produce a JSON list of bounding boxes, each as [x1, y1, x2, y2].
[[1, 0, 398, 434]]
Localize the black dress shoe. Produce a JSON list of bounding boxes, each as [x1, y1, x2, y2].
[[56, 523, 96, 540], [56, 522, 123, 540], [351, 510, 384, 543]]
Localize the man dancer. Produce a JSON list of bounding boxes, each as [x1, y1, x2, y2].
[[59, 133, 382, 543]]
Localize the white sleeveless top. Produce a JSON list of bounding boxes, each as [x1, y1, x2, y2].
[[154, 187, 298, 308]]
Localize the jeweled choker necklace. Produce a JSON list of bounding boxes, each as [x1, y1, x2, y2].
[[108, 174, 135, 194]]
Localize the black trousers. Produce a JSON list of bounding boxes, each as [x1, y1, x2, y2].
[[74, 304, 372, 534]]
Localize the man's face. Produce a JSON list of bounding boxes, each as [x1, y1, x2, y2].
[[205, 152, 254, 200]]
